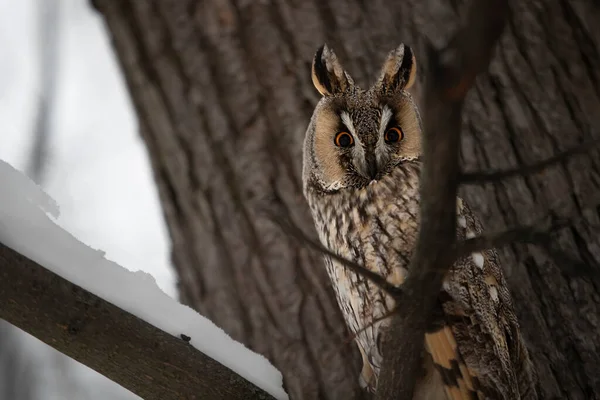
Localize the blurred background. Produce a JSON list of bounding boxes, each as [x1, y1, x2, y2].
[[0, 1, 174, 398]]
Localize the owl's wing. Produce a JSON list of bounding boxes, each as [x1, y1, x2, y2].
[[424, 199, 538, 400], [424, 308, 480, 399]]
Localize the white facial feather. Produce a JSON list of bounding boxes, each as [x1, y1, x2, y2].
[[378, 106, 394, 138], [340, 111, 358, 141]]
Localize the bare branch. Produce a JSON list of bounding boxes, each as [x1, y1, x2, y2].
[[455, 226, 547, 256], [345, 310, 396, 347], [461, 139, 600, 184], [0, 242, 277, 400], [452, 213, 569, 257], [267, 210, 401, 299], [454, 213, 599, 277], [376, 0, 509, 398]]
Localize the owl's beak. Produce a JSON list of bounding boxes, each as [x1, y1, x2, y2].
[[365, 153, 379, 181], [354, 150, 379, 181]]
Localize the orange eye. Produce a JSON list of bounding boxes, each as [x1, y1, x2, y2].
[[334, 131, 354, 148], [384, 127, 403, 144]]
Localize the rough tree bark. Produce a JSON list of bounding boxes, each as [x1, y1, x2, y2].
[[94, 1, 600, 399]]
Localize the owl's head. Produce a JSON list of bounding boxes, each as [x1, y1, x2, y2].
[[302, 44, 422, 194]]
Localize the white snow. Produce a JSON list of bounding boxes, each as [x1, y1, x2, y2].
[[0, 159, 288, 400]]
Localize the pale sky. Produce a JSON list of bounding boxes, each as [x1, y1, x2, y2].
[[0, 1, 175, 398]]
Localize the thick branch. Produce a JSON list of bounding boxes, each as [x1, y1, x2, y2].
[[375, 0, 509, 398], [0, 242, 276, 400], [461, 139, 600, 184]]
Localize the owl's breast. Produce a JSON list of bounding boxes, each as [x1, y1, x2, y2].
[[307, 164, 421, 290], [305, 164, 422, 374]]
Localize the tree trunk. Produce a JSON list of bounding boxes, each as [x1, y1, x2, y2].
[[94, 1, 600, 399]]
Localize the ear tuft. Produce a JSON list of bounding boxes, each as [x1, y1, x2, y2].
[[400, 45, 417, 89], [312, 45, 332, 95], [311, 44, 353, 96], [376, 44, 417, 93]]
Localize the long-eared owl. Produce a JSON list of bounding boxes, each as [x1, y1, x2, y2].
[[302, 43, 538, 399]]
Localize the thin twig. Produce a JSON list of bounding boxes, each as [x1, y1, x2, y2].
[[268, 208, 408, 362], [453, 210, 599, 276], [453, 226, 549, 257], [267, 210, 401, 298], [343, 310, 397, 348], [455, 227, 598, 276], [461, 139, 600, 184], [452, 213, 569, 257], [453, 204, 591, 255]]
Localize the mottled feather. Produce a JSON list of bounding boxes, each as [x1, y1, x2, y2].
[[303, 44, 538, 399]]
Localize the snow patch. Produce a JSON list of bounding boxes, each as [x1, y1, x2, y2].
[[0, 159, 288, 400]]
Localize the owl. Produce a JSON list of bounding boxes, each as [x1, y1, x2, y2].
[[302, 44, 538, 399]]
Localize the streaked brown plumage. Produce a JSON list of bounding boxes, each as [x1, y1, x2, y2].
[[302, 43, 538, 399]]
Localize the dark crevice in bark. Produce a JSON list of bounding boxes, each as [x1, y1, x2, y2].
[[272, 186, 346, 340], [204, 187, 254, 338], [484, 75, 528, 226], [177, 30, 284, 339], [147, 2, 202, 192], [505, 6, 545, 91], [230, 2, 304, 192], [558, 0, 600, 103], [298, 297, 331, 400]]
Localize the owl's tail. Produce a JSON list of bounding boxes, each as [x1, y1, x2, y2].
[[424, 325, 480, 400]]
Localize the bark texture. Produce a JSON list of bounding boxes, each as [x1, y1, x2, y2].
[[94, 1, 600, 399]]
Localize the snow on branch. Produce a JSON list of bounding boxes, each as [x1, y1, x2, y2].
[[0, 160, 287, 400]]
